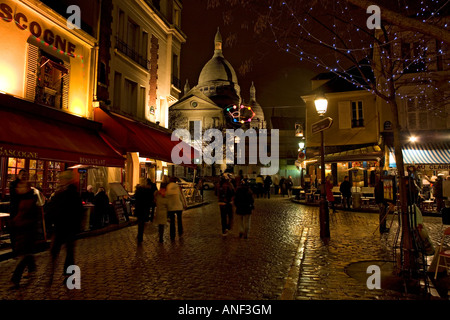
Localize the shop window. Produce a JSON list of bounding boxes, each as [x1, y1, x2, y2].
[[7, 158, 25, 185], [46, 161, 62, 194], [351, 101, 364, 128], [34, 51, 69, 109], [29, 159, 45, 190]]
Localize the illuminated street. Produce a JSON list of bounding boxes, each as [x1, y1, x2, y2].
[[0, 192, 446, 300]]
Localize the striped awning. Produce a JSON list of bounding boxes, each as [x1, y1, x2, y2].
[[389, 143, 450, 166]]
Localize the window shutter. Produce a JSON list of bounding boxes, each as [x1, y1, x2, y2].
[[338, 101, 351, 129], [25, 43, 39, 101], [62, 61, 70, 109]]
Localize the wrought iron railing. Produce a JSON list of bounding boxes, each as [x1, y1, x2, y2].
[[172, 75, 181, 89], [115, 37, 150, 70]]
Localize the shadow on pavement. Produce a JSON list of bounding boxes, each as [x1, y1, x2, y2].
[[345, 260, 449, 299]]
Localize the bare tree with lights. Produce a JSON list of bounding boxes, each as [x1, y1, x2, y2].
[[207, 0, 450, 281]]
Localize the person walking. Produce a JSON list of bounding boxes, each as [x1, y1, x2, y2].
[[326, 175, 337, 213], [255, 174, 264, 198], [435, 176, 444, 212], [134, 179, 154, 243], [93, 186, 110, 229], [279, 176, 286, 197], [235, 170, 243, 187], [286, 176, 293, 198], [153, 183, 169, 243], [46, 170, 83, 285], [148, 180, 158, 222], [234, 180, 254, 239], [339, 176, 352, 210], [166, 177, 187, 240], [9, 170, 41, 288], [264, 175, 272, 199], [375, 174, 389, 233], [273, 175, 280, 195], [215, 174, 235, 236]]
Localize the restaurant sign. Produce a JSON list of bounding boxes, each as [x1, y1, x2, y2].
[[415, 164, 450, 171], [79, 157, 106, 166], [0, 146, 38, 159]]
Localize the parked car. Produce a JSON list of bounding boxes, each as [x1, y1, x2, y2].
[[175, 177, 194, 188], [201, 180, 215, 190]]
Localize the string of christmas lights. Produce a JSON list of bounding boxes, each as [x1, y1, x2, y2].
[[2, 17, 84, 61], [265, 0, 449, 106]]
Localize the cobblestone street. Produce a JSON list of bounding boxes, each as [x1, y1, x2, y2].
[[0, 191, 447, 301]]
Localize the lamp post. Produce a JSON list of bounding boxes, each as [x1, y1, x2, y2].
[[314, 95, 330, 241]]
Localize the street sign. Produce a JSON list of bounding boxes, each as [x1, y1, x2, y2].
[[312, 117, 333, 134]]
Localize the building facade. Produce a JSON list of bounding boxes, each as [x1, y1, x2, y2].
[[301, 65, 382, 189], [0, 0, 126, 199], [169, 29, 267, 177], [93, 0, 190, 192], [374, 22, 450, 182]]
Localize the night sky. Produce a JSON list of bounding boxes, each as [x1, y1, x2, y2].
[[180, 0, 318, 112]]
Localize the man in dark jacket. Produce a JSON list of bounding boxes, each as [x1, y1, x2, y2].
[[339, 176, 352, 210], [374, 174, 389, 233], [134, 179, 155, 243], [46, 170, 83, 283], [93, 187, 110, 229]]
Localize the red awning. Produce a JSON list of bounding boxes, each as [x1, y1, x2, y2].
[[0, 95, 125, 167], [94, 108, 196, 167]]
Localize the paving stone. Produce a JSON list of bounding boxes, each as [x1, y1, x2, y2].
[[0, 191, 447, 300]]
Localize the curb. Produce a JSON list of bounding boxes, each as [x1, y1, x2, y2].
[[290, 198, 442, 217], [0, 202, 210, 262]]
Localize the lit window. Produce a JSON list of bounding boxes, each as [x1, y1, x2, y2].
[[34, 52, 69, 109], [351, 101, 364, 128]]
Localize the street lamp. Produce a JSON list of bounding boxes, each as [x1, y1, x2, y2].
[[314, 94, 330, 241]]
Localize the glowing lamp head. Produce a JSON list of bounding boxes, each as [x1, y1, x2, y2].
[[314, 96, 328, 116], [409, 136, 418, 143], [299, 142, 305, 150]]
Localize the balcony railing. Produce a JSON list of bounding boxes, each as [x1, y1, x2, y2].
[[172, 75, 181, 89], [115, 37, 150, 70]]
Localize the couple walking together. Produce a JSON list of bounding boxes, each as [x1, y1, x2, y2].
[[135, 177, 187, 243], [216, 174, 254, 239]]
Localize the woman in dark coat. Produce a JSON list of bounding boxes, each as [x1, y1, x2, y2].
[[9, 170, 40, 288], [234, 180, 254, 239]]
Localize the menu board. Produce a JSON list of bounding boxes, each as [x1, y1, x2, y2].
[[383, 177, 395, 201], [113, 200, 128, 224], [444, 180, 450, 198]]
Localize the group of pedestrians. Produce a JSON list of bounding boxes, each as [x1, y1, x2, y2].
[[238, 173, 294, 199], [8, 169, 83, 289], [135, 176, 187, 244]]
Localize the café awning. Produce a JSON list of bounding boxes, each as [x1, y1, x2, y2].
[[94, 107, 196, 168], [0, 94, 125, 167], [323, 145, 382, 163], [389, 143, 450, 167]]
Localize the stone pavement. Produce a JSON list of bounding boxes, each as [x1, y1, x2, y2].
[[0, 191, 448, 301]]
